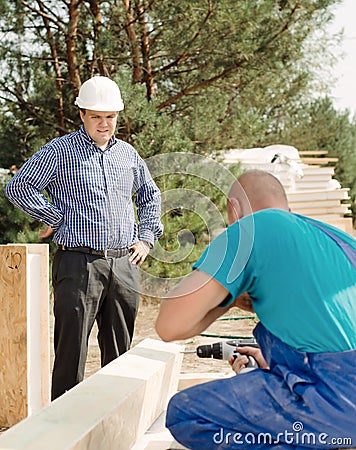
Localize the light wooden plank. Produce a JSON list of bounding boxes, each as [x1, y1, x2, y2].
[[292, 206, 351, 216], [313, 214, 348, 220], [300, 157, 338, 165], [296, 174, 334, 182], [26, 245, 50, 412], [287, 189, 350, 202], [298, 150, 329, 156], [300, 167, 334, 175], [0, 339, 184, 450], [294, 182, 338, 190], [289, 200, 342, 209]]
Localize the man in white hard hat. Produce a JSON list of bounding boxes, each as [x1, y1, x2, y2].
[[6, 76, 163, 400]]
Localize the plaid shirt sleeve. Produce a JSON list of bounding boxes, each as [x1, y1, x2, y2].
[[134, 157, 163, 246]]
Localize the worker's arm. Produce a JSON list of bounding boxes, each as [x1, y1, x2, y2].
[[156, 269, 235, 341]]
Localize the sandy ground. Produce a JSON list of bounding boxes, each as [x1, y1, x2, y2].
[[84, 301, 257, 378]]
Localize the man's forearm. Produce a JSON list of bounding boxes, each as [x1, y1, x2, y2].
[[155, 271, 231, 342], [6, 179, 63, 228], [169, 305, 229, 341]]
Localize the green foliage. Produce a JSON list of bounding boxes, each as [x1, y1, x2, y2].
[[114, 73, 194, 158], [0, 176, 42, 244], [144, 162, 242, 282], [0, 0, 342, 159], [0, 0, 355, 286]]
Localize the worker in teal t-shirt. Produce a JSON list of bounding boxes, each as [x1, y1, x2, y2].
[[156, 170, 356, 450], [193, 208, 356, 353]]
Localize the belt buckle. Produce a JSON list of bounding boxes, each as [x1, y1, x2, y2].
[[103, 249, 108, 258]]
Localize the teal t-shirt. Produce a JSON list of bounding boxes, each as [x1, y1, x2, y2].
[[193, 209, 356, 353]]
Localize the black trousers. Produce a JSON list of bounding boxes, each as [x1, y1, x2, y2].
[[51, 250, 139, 400]]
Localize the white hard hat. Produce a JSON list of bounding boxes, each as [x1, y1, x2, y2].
[[74, 76, 124, 111]]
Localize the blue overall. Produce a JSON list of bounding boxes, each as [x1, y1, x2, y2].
[[166, 322, 356, 449]]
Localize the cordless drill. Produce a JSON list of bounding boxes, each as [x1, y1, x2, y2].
[[195, 338, 259, 368]]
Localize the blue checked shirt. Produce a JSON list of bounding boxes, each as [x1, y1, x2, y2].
[[6, 126, 163, 250]]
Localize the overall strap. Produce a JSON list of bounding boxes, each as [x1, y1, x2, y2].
[[301, 216, 356, 270]]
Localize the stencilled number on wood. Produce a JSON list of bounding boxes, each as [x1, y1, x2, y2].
[[6, 252, 22, 270]]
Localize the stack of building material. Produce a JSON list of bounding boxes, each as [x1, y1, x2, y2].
[[219, 144, 354, 234], [0, 338, 184, 450]]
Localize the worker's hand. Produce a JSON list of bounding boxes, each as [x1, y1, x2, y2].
[[228, 353, 250, 374], [38, 225, 54, 239], [228, 346, 269, 374], [231, 292, 255, 313], [129, 241, 150, 266]]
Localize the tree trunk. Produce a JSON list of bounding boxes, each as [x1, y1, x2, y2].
[[66, 0, 82, 92], [135, 0, 154, 101], [88, 0, 110, 77], [35, 0, 65, 131], [122, 0, 142, 83]]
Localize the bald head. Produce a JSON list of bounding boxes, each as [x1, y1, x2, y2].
[[227, 170, 289, 223]]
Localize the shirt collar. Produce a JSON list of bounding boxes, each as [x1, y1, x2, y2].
[[78, 125, 117, 151]]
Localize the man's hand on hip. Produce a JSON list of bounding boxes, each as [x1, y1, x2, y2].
[[129, 241, 150, 266], [38, 225, 54, 239]]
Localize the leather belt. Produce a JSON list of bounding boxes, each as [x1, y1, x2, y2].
[[60, 245, 130, 258]]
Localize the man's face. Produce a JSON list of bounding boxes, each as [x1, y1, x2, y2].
[[80, 109, 118, 148]]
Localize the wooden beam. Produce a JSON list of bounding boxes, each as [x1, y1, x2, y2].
[[287, 189, 350, 202], [298, 150, 329, 156], [290, 200, 344, 209], [300, 157, 338, 165], [301, 167, 334, 175], [131, 412, 188, 450], [291, 205, 351, 216], [0, 338, 184, 450]]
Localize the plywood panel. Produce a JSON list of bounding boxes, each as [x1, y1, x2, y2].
[[0, 246, 28, 427], [0, 244, 50, 428]]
